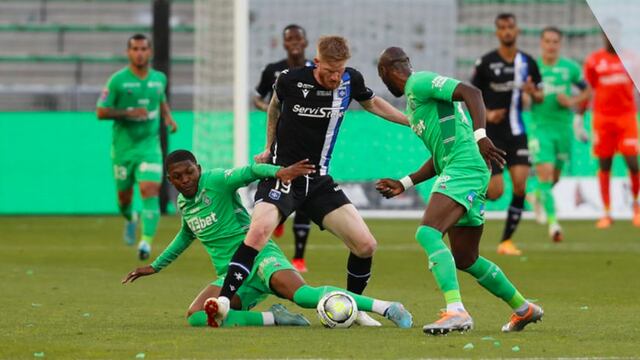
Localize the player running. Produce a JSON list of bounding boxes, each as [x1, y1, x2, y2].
[[97, 34, 177, 260], [529, 27, 591, 241], [122, 150, 413, 329], [253, 24, 314, 272], [471, 13, 544, 255], [376, 47, 543, 335], [209, 35, 409, 327], [584, 31, 640, 228]]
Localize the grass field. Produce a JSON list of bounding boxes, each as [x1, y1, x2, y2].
[[2, 216, 639, 359]]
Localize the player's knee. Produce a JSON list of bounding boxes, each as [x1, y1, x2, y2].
[[352, 236, 377, 257], [139, 182, 160, 198], [245, 223, 273, 247], [453, 251, 478, 270], [118, 191, 133, 205], [486, 187, 503, 200]]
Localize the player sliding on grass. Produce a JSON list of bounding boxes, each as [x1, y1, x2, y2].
[[376, 47, 543, 335], [122, 150, 413, 328]]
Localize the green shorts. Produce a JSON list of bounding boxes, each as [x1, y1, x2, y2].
[[211, 240, 296, 310], [528, 125, 572, 169], [432, 163, 490, 227], [112, 155, 163, 191]]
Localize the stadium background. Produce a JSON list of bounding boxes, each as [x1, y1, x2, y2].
[[0, 0, 636, 217]]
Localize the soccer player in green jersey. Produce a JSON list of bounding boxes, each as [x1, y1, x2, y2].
[[376, 47, 543, 335], [97, 34, 177, 260], [529, 27, 591, 241], [122, 150, 413, 329]]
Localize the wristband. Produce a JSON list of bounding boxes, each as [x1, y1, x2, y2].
[[399, 175, 414, 190], [474, 128, 487, 142]]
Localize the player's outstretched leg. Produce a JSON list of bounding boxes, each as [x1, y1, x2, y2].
[[270, 269, 413, 328], [186, 285, 309, 328], [292, 211, 312, 272], [449, 226, 544, 333]]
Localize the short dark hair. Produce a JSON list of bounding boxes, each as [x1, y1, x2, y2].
[[166, 150, 196, 170], [541, 26, 563, 38], [495, 13, 516, 26], [127, 33, 151, 48], [282, 24, 306, 39]]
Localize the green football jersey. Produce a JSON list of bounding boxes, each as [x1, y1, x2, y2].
[[150, 164, 281, 276], [531, 57, 583, 127], [96, 66, 167, 162], [405, 71, 484, 173]]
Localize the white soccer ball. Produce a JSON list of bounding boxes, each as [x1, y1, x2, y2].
[[316, 291, 358, 328]]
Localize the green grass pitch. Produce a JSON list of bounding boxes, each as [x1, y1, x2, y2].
[[2, 216, 639, 359]]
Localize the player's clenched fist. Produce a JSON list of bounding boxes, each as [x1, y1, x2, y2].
[[375, 178, 405, 199]]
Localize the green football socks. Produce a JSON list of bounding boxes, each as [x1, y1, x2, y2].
[[293, 285, 392, 315], [141, 196, 160, 244], [119, 201, 133, 222], [415, 226, 463, 306], [187, 310, 271, 327], [538, 181, 557, 224], [462, 256, 527, 310]]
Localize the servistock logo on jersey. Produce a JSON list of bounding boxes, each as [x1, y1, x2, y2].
[[292, 104, 343, 118]]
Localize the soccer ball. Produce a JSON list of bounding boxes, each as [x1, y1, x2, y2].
[[316, 291, 358, 328]]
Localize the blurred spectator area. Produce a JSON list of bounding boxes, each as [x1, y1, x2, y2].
[[0, 0, 602, 111], [0, 0, 195, 110]]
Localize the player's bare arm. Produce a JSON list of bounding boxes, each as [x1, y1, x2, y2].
[[96, 107, 148, 121], [359, 96, 409, 126], [451, 82, 506, 169], [376, 158, 435, 199], [253, 95, 270, 112], [255, 95, 281, 163], [523, 76, 544, 103], [161, 101, 178, 133], [557, 85, 591, 109]]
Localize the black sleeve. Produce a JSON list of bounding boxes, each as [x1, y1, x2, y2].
[[349, 68, 375, 102], [470, 57, 486, 90], [273, 69, 291, 101], [255, 65, 275, 98], [529, 57, 543, 87]]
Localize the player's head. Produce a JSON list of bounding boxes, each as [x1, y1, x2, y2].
[[540, 26, 563, 59], [166, 150, 201, 198], [314, 35, 351, 90], [377, 47, 412, 98], [495, 13, 518, 47], [127, 33, 152, 68], [282, 24, 307, 58]]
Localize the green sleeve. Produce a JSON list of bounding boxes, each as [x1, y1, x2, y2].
[[150, 220, 196, 272], [206, 164, 281, 191], [96, 74, 119, 108], [570, 60, 584, 84], [410, 71, 460, 103]]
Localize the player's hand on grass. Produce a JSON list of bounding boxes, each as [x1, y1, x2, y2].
[[276, 159, 316, 184], [127, 108, 148, 121], [122, 265, 156, 284], [486, 109, 506, 124], [478, 137, 506, 170], [165, 118, 178, 133], [254, 149, 272, 163], [375, 178, 405, 198]]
